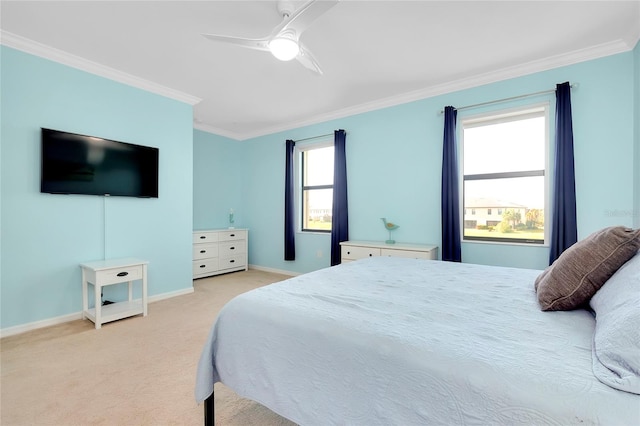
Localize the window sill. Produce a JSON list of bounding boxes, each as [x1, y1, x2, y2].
[[298, 230, 331, 236], [462, 239, 549, 248]]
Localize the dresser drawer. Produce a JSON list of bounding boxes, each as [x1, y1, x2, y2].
[[219, 241, 246, 256], [218, 254, 246, 270], [92, 265, 143, 286], [193, 243, 219, 260], [381, 248, 433, 259], [193, 231, 219, 244], [341, 245, 381, 260], [218, 230, 247, 242], [193, 258, 219, 276]]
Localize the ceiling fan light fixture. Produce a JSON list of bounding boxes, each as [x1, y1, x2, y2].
[[268, 37, 299, 61]]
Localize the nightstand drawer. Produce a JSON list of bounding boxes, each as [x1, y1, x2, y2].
[[91, 265, 143, 286]]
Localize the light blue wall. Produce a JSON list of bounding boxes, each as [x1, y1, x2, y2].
[[239, 105, 442, 274], [193, 129, 244, 230], [195, 49, 637, 274], [457, 52, 636, 267], [1, 46, 194, 330]]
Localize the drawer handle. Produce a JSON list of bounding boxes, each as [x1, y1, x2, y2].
[[230, 234, 235, 237], [117, 272, 129, 277], [199, 265, 206, 268], [230, 246, 235, 250], [230, 260, 235, 263], [347, 251, 351, 255], [200, 250, 206, 253], [369, 254, 372, 257], [200, 236, 206, 239]]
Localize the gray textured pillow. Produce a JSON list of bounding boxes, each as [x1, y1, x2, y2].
[[535, 226, 640, 311], [590, 251, 640, 394]]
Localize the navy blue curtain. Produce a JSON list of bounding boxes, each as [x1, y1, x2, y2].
[[441, 106, 462, 262], [284, 139, 296, 261], [330, 129, 348, 266], [549, 82, 577, 264]]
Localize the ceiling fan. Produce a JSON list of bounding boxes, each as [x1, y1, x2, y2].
[[202, 0, 338, 75]]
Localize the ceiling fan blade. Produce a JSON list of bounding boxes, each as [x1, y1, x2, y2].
[[202, 33, 270, 52], [271, 0, 339, 39], [296, 43, 323, 75]]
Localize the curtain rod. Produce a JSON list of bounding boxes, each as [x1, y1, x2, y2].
[[439, 83, 578, 114], [292, 133, 334, 143]]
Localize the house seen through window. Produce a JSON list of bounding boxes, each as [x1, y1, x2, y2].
[[462, 105, 548, 244], [299, 143, 334, 232]]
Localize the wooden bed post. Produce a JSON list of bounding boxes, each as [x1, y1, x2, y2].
[[204, 393, 214, 426]]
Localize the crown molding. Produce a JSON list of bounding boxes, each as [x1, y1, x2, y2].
[[1, 30, 202, 106], [223, 37, 636, 141], [3, 29, 635, 141], [193, 122, 244, 140]]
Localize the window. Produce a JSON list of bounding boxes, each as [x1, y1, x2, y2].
[[461, 105, 548, 244], [298, 142, 334, 232]]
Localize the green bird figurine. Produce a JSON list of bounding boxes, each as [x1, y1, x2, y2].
[[381, 218, 398, 244]]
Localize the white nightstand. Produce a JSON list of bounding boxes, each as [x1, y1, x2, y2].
[[80, 258, 148, 329]]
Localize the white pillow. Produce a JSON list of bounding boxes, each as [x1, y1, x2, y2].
[[589, 251, 640, 394]]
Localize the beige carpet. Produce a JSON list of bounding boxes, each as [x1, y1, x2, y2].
[[1, 270, 298, 426]]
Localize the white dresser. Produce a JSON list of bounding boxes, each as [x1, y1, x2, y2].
[[340, 241, 438, 262], [193, 229, 248, 279]]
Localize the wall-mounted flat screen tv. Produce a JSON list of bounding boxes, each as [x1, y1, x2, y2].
[[41, 128, 159, 198]]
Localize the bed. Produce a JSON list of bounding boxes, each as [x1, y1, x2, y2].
[[195, 253, 640, 425]]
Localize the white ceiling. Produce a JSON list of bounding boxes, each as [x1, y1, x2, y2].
[[2, 1, 639, 140]]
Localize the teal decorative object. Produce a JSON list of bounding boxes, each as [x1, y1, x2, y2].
[[229, 208, 235, 229], [381, 218, 399, 244]]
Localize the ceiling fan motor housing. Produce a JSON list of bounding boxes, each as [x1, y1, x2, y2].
[[277, 0, 296, 18]]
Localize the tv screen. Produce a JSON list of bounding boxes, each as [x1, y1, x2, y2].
[[41, 128, 159, 198]]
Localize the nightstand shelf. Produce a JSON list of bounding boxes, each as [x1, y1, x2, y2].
[[82, 300, 145, 326]]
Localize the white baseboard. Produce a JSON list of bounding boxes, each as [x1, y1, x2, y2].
[[148, 287, 194, 303], [248, 264, 300, 277], [0, 312, 84, 339], [0, 286, 195, 339]]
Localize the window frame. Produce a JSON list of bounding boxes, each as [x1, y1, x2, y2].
[[459, 103, 550, 245], [295, 139, 334, 234]]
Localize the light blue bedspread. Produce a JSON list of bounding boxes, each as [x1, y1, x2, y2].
[[196, 257, 640, 425]]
